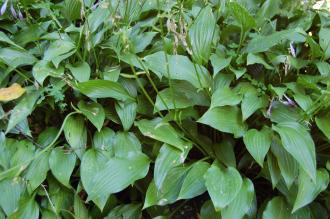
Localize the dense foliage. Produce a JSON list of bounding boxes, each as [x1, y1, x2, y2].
[[0, 0, 330, 218]]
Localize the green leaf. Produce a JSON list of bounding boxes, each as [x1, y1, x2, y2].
[[316, 61, 330, 77], [243, 128, 272, 167], [262, 196, 292, 219], [247, 53, 274, 70], [154, 81, 209, 111], [246, 29, 306, 53], [315, 115, 330, 140], [113, 132, 141, 158], [198, 106, 247, 138], [81, 149, 109, 210], [293, 168, 329, 212], [204, 164, 242, 210], [211, 87, 241, 108], [63, 0, 82, 21], [88, 153, 150, 199], [143, 52, 211, 89], [74, 194, 89, 219], [49, 147, 76, 188], [178, 161, 210, 200], [64, 115, 87, 158], [0, 31, 24, 49], [135, 117, 191, 151], [221, 178, 255, 219], [200, 200, 221, 219], [115, 101, 137, 131], [7, 197, 39, 219], [210, 54, 232, 76], [25, 151, 50, 193], [105, 204, 142, 219], [32, 60, 64, 85], [154, 144, 187, 190], [214, 139, 236, 168], [188, 6, 215, 64], [273, 122, 316, 181], [0, 48, 37, 69], [37, 127, 58, 148], [319, 27, 330, 59], [6, 91, 40, 133], [67, 62, 91, 82], [76, 80, 133, 101], [87, 6, 111, 33], [241, 93, 267, 121], [266, 153, 281, 188], [43, 39, 76, 68], [227, 2, 256, 32], [271, 137, 299, 188], [0, 178, 25, 216], [144, 166, 188, 208], [93, 128, 115, 151], [78, 101, 105, 132]]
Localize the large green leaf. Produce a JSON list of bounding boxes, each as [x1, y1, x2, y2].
[[188, 6, 215, 64], [204, 164, 242, 210], [262, 196, 293, 219], [88, 153, 150, 199], [105, 204, 142, 219], [25, 151, 50, 193], [49, 147, 76, 188], [178, 161, 210, 200], [293, 168, 329, 212], [210, 54, 232, 76], [198, 106, 247, 137], [243, 128, 272, 167], [273, 122, 316, 181], [211, 87, 241, 108], [319, 27, 330, 59], [271, 137, 299, 188], [246, 29, 306, 53], [315, 115, 330, 140], [67, 61, 91, 82], [221, 178, 255, 219], [78, 100, 105, 132], [0, 48, 37, 69], [80, 149, 110, 210], [154, 144, 186, 190], [0, 178, 25, 216], [115, 101, 137, 131], [76, 80, 134, 101], [6, 91, 40, 133], [241, 93, 267, 121], [143, 52, 211, 89], [74, 194, 89, 219], [113, 132, 141, 158], [227, 2, 256, 32], [43, 39, 76, 68], [64, 115, 87, 158], [135, 117, 191, 151], [93, 128, 115, 151], [32, 60, 64, 85], [7, 197, 39, 219]]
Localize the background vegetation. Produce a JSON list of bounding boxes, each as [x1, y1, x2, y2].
[[0, 0, 330, 218]]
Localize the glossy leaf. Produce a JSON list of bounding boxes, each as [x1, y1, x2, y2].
[[243, 128, 272, 167], [198, 106, 247, 138], [64, 115, 87, 158], [211, 87, 241, 108], [273, 122, 316, 181], [78, 100, 105, 131], [188, 6, 215, 64], [49, 147, 76, 188], [204, 164, 242, 210], [76, 80, 133, 101], [315, 115, 330, 140], [67, 61, 91, 82]]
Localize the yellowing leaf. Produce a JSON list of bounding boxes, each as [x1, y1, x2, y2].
[[0, 83, 25, 102]]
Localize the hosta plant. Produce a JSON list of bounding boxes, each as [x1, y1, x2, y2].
[[0, 0, 330, 218]]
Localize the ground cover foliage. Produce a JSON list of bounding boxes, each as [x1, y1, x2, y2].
[[0, 0, 330, 218]]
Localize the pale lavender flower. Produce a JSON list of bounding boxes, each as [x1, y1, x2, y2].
[[18, 9, 23, 20], [0, 0, 9, 16], [10, 3, 17, 19], [289, 42, 296, 57]]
